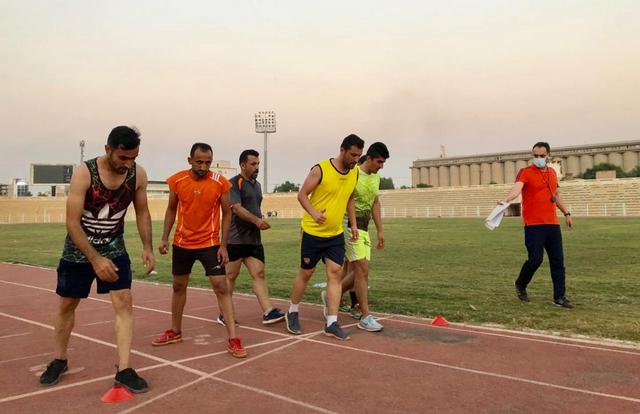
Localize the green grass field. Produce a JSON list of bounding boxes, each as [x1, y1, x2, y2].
[[1, 218, 639, 342]]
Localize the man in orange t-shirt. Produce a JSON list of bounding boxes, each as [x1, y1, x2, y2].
[[501, 142, 575, 308], [152, 143, 247, 358]]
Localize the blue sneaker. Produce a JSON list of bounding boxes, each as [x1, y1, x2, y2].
[[262, 308, 285, 325], [324, 322, 350, 340], [358, 314, 383, 332], [285, 312, 302, 335], [216, 313, 239, 327]]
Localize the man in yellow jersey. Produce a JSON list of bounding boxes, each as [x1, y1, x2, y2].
[[285, 134, 364, 340], [322, 142, 389, 332]]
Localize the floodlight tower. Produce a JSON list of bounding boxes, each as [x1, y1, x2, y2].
[[254, 111, 276, 193], [80, 140, 86, 163]]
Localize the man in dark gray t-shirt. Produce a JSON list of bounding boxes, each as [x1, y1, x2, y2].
[[220, 149, 285, 326]]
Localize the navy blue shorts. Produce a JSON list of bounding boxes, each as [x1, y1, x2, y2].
[[56, 254, 132, 298], [172, 245, 226, 276], [300, 232, 345, 270]]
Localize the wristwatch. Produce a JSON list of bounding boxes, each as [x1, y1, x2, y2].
[[564, 212, 571, 216]]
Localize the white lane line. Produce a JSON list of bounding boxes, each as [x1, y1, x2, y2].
[[81, 320, 113, 326], [117, 338, 337, 414], [0, 352, 55, 365], [0, 279, 292, 339], [0, 332, 31, 340], [390, 314, 640, 350], [2, 277, 637, 359], [2, 270, 639, 407], [0, 311, 207, 378], [390, 317, 640, 356], [187, 305, 217, 311], [0, 280, 56, 294], [211, 377, 340, 414], [81, 316, 148, 327], [299, 336, 640, 404], [0, 330, 293, 404], [0, 363, 171, 403], [3, 275, 638, 353]]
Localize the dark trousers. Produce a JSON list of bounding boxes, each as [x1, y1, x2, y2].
[[515, 224, 566, 299]]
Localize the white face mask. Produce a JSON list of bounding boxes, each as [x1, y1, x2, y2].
[[533, 157, 547, 168]]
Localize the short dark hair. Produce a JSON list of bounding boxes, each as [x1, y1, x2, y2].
[[239, 149, 259, 165], [190, 142, 212, 157], [366, 142, 390, 159], [107, 126, 140, 150], [532, 142, 551, 153], [340, 134, 364, 150]]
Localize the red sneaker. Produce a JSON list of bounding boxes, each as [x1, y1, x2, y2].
[[152, 329, 182, 346], [227, 338, 247, 358]]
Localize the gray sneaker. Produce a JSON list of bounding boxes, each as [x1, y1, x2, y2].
[[553, 297, 574, 309], [285, 311, 302, 335], [358, 314, 383, 332], [324, 322, 350, 340]]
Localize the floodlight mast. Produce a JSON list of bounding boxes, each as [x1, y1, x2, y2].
[[254, 111, 276, 193]]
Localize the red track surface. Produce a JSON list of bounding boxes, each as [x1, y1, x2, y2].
[[1, 262, 639, 413]]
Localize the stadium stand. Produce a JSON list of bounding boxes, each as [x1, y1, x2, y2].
[[1, 178, 639, 224]]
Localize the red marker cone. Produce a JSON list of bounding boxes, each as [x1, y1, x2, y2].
[[431, 315, 449, 327], [101, 385, 133, 403]]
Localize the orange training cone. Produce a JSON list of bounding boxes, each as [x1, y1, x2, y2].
[[431, 315, 449, 327], [101, 385, 133, 403]]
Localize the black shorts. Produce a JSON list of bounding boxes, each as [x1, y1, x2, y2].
[[300, 232, 345, 270], [227, 244, 265, 263], [56, 254, 132, 298], [172, 245, 226, 276]]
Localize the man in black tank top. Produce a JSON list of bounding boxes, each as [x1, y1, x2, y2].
[[39, 126, 156, 394]]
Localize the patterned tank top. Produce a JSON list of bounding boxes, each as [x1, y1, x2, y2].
[[62, 158, 136, 262]]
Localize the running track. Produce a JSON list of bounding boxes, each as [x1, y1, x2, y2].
[[0, 263, 639, 413]]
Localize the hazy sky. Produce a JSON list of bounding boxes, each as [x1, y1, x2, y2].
[[1, 0, 639, 189]]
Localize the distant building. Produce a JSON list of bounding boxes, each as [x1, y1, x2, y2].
[[411, 140, 640, 187], [8, 178, 31, 197]]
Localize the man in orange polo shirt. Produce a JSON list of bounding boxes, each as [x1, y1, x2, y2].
[[501, 142, 575, 308], [152, 143, 247, 357]]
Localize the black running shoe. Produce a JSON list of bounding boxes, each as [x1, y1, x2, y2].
[[553, 297, 574, 309], [285, 311, 302, 334], [216, 313, 239, 327], [324, 322, 351, 341], [39, 359, 68, 386], [114, 368, 148, 393], [515, 284, 529, 302], [262, 308, 285, 325]]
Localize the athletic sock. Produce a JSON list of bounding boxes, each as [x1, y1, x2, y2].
[[288, 303, 299, 313], [350, 291, 359, 308], [326, 315, 338, 327], [263, 307, 273, 316]]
